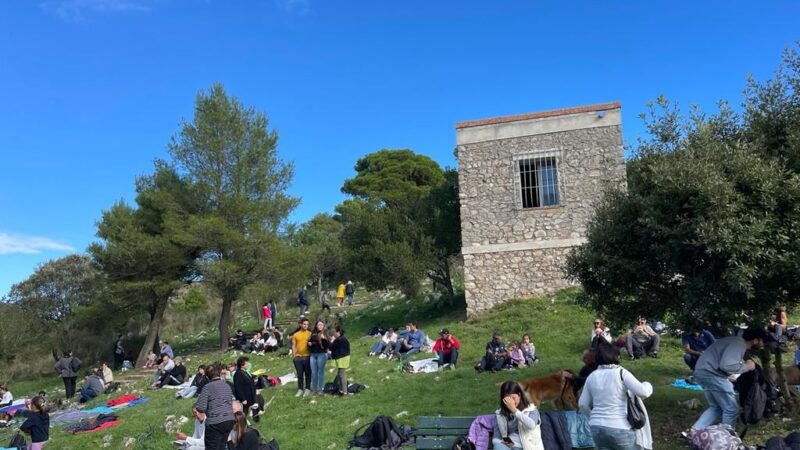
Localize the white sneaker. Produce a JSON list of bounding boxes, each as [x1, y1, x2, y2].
[[303, 389, 311, 397], [378, 353, 386, 359], [295, 389, 303, 397]]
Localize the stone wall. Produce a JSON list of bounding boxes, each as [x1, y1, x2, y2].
[[456, 104, 626, 316]]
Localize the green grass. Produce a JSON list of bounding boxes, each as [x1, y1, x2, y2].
[[0, 289, 797, 449]]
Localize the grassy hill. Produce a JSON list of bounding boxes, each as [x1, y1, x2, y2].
[[1, 288, 797, 449]]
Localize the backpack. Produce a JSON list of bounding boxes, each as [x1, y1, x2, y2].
[[734, 363, 780, 425], [348, 415, 414, 449], [689, 424, 746, 450], [69, 357, 81, 373], [7, 432, 26, 449], [347, 383, 367, 394], [451, 436, 476, 450], [259, 437, 279, 450]]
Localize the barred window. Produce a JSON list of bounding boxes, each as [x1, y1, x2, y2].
[[517, 156, 560, 208]]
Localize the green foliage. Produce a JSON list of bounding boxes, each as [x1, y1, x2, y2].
[[174, 286, 209, 311], [90, 165, 202, 363], [168, 83, 298, 347], [337, 150, 461, 298], [5, 254, 104, 324], [567, 47, 800, 330]]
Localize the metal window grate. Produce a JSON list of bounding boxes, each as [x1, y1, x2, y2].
[[518, 156, 559, 208]]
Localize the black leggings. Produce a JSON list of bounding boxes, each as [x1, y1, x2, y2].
[[63, 376, 77, 398], [293, 356, 311, 390]]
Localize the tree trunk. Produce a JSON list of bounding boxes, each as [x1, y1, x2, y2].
[[219, 294, 234, 349], [136, 297, 168, 367], [317, 276, 323, 306]]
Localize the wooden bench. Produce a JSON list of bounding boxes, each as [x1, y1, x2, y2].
[[415, 416, 492, 449]]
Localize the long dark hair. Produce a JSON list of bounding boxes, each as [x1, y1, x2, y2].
[[31, 395, 50, 415], [499, 380, 529, 418], [232, 410, 248, 444]]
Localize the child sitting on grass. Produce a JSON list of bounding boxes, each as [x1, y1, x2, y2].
[[508, 341, 526, 368], [20, 395, 50, 450], [143, 351, 157, 368]]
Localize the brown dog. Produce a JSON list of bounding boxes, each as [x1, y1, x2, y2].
[[516, 370, 578, 410]]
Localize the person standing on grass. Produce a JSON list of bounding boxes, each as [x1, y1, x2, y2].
[[336, 282, 346, 307], [268, 301, 277, 324], [232, 357, 259, 423], [262, 302, 272, 330], [291, 317, 312, 397], [309, 320, 330, 395], [298, 286, 309, 316], [432, 328, 460, 368], [345, 280, 355, 306], [690, 327, 766, 432], [329, 324, 351, 395], [54, 351, 81, 399], [194, 365, 234, 450], [19, 395, 49, 450], [112, 334, 125, 371]]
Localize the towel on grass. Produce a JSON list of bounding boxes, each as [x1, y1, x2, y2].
[[671, 379, 704, 391], [83, 406, 116, 415]]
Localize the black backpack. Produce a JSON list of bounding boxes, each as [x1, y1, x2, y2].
[[348, 415, 413, 449], [735, 363, 780, 425], [8, 432, 26, 449], [259, 437, 279, 450]]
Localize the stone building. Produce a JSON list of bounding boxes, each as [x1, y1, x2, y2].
[[455, 102, 626, 316]]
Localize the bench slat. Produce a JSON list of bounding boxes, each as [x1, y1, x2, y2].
[[416, 428, 469, 436], [416, 416, 475, 429], [415, 436, 459, 449]]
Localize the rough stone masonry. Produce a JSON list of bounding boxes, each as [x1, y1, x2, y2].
[[455, 102, 627, 316]]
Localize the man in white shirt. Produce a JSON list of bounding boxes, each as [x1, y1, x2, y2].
[[0, 386, 13, 407]]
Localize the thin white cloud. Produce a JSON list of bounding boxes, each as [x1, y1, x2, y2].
[[274, 0, 310, 15], [41, 0, 153, 23], [0, 232, 74, 255]]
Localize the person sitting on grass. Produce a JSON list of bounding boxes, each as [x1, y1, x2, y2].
[[369, 328, 397, 357], [625, 316, 660, 359], [476, 332, 510, 372], [590, 318, 613, 347], [160, 356, 187, 388], [160, 341, 175, 359], [100, 361, 114, 386], [390, 322, 424, 361], [264, 331, 280, 352], [177, 365, 209, 399], [521, 334, 538, 365], [0, 386, 13, 407], [682, 329, 716, 370], [508, 341, 526, 368], [227, 410, 261, 449], [143, 351, 158, 368], [432, 328, 460, 368], [79, 370, 105, 403], [246, 333, 265, 354], [176, 406, 205, 449], [229, 330, 248, 351], [152, 354, 176, 387]]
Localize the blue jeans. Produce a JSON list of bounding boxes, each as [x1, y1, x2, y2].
[[393, 340, 419, 360], [437, 348, 458, 366], [591, 425, 640, 450], [346, 293, 354, 305], [370, 341, 386, 354], [310, 353, 328, 392], [79, 387, 97, 403], [684, 353, 699, 370], [693, 372, 739, 429]]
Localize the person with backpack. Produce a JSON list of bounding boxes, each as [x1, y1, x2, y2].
[[329, 325, 351, 395], [54, 351, 81, 399], [689, 327, 766, 432], [19, 395, 49, 450], [309, 320, 330, 395]]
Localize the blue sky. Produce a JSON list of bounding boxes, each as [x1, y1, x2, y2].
[[1, 0, 798, 297]]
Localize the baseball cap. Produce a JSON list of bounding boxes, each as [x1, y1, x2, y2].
[[440, 328, 450, 335]]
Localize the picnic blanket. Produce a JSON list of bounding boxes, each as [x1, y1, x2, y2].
[[106, 394, 137, 407], [278, 373, 297, 385], [51, 407, 98, 425], [64, 413, 119, 433], [671, 379, 704, 391], [564, 410, 594, 448], [83, 406, 116, 415], [0, 403, 26, 415], [405, 358, 440, 373]]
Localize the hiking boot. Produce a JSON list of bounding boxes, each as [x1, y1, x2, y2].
[[295, 389, 303, 398]]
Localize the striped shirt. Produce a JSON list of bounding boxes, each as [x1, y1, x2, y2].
[[193, 379, 233, 425]]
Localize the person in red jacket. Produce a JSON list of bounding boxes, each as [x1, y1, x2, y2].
[[433, 328, 460, 368]]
